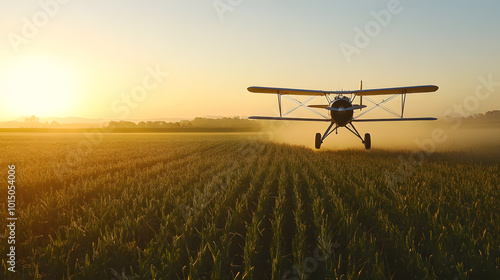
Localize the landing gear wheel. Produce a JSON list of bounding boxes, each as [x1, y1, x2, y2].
[[364, 133, 371, 150], [315, 133, 322, 149]]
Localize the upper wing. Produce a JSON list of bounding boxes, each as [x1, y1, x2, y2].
[[248, 86, 333, 96], [354, 85, 439, 96], [248, 85, 438, 96]]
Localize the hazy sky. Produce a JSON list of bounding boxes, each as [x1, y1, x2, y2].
[[0, 0, 499, 121]]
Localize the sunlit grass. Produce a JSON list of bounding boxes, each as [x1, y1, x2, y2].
[[0, 133, 498, 279]]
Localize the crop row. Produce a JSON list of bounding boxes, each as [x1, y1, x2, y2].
[[0, 133, 498, 279]]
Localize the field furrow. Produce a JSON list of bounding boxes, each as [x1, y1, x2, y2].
[[1, 134, 499, 279]]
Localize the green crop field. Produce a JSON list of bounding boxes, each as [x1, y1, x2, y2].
[[0, 133, 499, 279]]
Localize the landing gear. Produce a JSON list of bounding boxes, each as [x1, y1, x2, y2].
[[314, 122, 371, 150], [315, 123, 339, 150], [364, 133, 371, 150], [315, 133, 322, 149]]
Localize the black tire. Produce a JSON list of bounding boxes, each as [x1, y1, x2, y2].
[[364, 133, 371, 150], [315, 133, 322, 149]]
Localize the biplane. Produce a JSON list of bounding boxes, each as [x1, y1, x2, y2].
[[248, 81, 439, 149]]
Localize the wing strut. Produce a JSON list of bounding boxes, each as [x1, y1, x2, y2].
[[278, 92, 282, 117], [360, 80, 363, 110], [355, 94, 399, 119], [282, 96, 329, 119], [401, 92, 407, 118]]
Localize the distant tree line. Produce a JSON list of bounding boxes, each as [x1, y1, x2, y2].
[[106, 117, 260, 129], [463, 110, 500, 121]]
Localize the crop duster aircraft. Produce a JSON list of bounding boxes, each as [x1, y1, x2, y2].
[[248, 82, 439, 149]]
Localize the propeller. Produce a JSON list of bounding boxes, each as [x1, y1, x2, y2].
[[308, 104, 367, 111], [308, 105, 329, 109], [327, 105, 366, 112]]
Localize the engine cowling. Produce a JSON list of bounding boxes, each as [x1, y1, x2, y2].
[[330, 97, 353, 126]]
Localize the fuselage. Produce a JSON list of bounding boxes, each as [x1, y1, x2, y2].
[[330, 96, 353, 126]]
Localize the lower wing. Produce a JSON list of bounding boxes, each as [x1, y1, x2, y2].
[[249, 116, 331, 122], [352, 117, 437, 122], [249, 116, 437, 122]]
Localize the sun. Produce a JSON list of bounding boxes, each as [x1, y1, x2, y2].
[[4, 57, 79, 118]]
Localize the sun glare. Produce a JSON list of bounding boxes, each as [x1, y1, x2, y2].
[[5, 57, 79, 118]]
